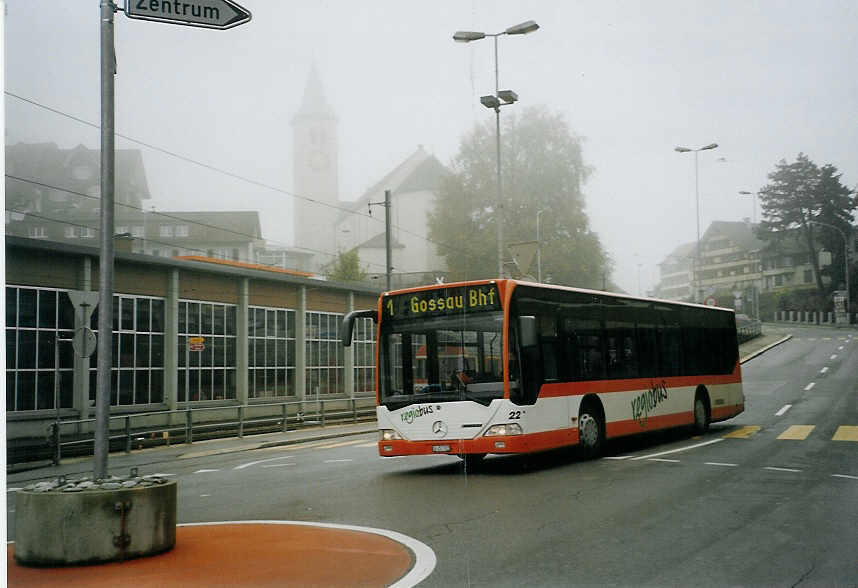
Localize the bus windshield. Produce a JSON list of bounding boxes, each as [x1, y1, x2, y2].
[[380, 311, 511, 410]]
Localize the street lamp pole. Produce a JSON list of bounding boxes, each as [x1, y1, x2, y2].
[[454, 20, 539, 278], [738, 190, 758, 224], [675, 142, 718, 303], [536, 209, 544, 282]]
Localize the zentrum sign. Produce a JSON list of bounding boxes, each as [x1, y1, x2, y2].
[[126, 0, 251, 30]]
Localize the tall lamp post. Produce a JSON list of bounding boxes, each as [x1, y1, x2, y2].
[[536, 208, 545, 282], [454, 20, 539, 277], [809, 219, 851, 318], [675, 142, 718, 302]]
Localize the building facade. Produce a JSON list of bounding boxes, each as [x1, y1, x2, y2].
[[5, 236, 380, 441]]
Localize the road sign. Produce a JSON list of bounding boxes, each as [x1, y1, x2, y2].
[[508, 240, 539, 277], [125, 0, 252, 30], [73, 327, 98, 358], [189, 336, 205, 352], [67, 290, 100, 321], [704, 296, 718, 307]]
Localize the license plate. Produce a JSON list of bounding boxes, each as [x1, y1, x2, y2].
[[432, 445, 451, 453]]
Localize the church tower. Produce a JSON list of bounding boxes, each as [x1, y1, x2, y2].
[[291, 66, 339, 267]]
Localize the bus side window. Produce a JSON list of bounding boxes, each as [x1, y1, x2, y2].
[[538, 314, 560, 382], [562, 318, 604, 381]]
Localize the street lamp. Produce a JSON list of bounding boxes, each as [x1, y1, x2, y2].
[[809, 219, 851, 319], [675, 142, 718, 302], [454, 20, 539, 277], [738, 190, 758, 224]]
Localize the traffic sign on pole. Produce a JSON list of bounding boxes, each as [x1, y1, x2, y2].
[[125, 0, 251, 30]]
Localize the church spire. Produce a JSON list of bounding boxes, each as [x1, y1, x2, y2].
[[293, 63, 337, 122]]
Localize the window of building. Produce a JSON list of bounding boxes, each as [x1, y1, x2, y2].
[[84, 295, 166, 407], [6, 286, 75, 411], [159, 225, 173, 238], [64, 227, 77, 239], [804, 269, 813, 283], [178, 300, 238, 402], [775, 275, 783, 287], [116, 225, 129, 235], [132, 225, 145, 238], [306, 311, 345, 396], [82, 227, 96, 239], [175, 225, 190, 237], [28, 226, 48, 239], [353, 316, 376, 395], [248, 305, 296, 398]]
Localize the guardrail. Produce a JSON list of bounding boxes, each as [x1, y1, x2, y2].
[[40, 396, 377, 467], [736, 320, 762, 344]]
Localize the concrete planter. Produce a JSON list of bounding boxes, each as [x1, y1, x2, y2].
[[14, 476, 176, 566]]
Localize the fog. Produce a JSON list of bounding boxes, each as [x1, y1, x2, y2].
[[5, 0, 857, 294]]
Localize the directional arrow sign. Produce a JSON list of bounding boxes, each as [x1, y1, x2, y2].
[[125, 0, 251, 30]]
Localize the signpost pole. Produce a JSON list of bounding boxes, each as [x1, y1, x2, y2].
[[94, 0, 116, 481]]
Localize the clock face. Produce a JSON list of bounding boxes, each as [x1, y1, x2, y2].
[[309, 150, 329, 171]]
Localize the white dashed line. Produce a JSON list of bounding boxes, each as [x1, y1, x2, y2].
[[631, 438, 723, 460], [838, 346, 844, 351], [775, 404, 792, 416], [323, 459, 354, 463], [200, 494, 211, 497], [153, 473, 176, 477], [832, 474, 858, 481], [820, 367, 829, 374], [804, 382, 816, 391], [830, 354, 838, 360], [649, 458, 680, 463], [194, 469, 221, 474], [706, 462, 739, 467], [262, 463, 296, 468], [765, 466, 802, 473], [235, 456, 294, 470], [603, 456, 633, 460]]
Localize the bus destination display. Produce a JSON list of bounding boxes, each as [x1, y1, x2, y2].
[[383, 284, 501, 320]]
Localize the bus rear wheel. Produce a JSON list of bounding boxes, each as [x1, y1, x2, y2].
[[693, 394, 710, 435], [578, 409, 603, 458]]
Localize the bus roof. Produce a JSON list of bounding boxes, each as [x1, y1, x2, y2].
[[380, 278, 735, 314]]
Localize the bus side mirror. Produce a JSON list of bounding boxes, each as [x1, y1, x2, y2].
[[518, 315, 538, 348], [341, 309, 377, 347]]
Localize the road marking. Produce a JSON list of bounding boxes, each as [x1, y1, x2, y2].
[[778, 425, 815, 440], [649, 458, 681, 463], [765, 466, 802, 473], [235, 456, 294, 470], [262, 463, 296, 468], [838, 345, 844, 350], [804, 382, 816, 391], [631, 438, 723, 460], [314, 439, 367, 450], [820, 367, 829, 374], [603, 456, 633, 460], [7, 488, 22, 493], [194, 469, 221, 473], [357, 442, 379, 448], [723, 425, 761, 439], [830, 354, 838, 360], [775, 405, 792, 416], [200, 494, 211, 497], [832, 426, 858, 442], [324, 459, 354, 463], [832, 474, 858, 480], [153, 473, 176, 477], [706, 462, 738, 467]]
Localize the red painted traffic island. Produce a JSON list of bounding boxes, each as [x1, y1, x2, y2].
[[9, 521, 424, 587]]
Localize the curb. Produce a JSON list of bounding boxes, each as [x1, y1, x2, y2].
[[177, 427, 375, 460], [740, 334, 793, 364]]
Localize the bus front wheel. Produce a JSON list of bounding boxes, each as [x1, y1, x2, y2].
[[578, 409, 603, 458]]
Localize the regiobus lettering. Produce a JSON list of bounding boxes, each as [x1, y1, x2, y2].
[[341, 279, 744, 462]]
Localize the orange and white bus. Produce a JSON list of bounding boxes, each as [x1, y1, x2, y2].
[[342, 279, 743, 464]]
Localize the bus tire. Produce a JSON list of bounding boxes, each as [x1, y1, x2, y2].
[[578, 404, 604, 459], [693, 389, 710, 435]]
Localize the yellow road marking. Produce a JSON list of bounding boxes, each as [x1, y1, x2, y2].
[[777, 425, 815, 440], [723, 426, 761, 439], [832, 426, 858, 441]]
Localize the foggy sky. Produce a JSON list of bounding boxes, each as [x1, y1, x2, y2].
[[5, 0, 857, 294]]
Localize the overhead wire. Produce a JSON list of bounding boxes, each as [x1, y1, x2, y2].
[[6, 91, 481, 269]]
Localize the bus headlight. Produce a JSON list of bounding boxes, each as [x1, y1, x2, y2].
[[484, 423, 523, 437], [379, 429, 404, 441]]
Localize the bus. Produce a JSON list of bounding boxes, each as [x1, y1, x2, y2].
[[341, 279, 743, 464]]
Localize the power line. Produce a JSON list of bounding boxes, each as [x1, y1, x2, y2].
[[6, 90, 481, 268]]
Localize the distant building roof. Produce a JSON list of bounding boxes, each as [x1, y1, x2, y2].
[[702, 220, 765, 251]]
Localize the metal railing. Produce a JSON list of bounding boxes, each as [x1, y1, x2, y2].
[[39, 396, 377, 467], [736, 320, 762, 344]]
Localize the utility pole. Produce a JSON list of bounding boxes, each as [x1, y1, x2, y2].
[[368, 190, 393, 290], [94, 0, 117, 480]]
